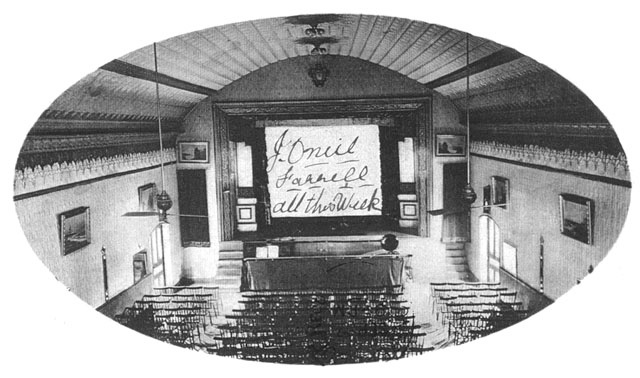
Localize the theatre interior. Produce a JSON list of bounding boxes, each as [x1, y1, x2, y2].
[[13, 14, 631, 364]]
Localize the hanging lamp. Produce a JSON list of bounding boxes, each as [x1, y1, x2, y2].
[[461, 33, 477, 205], [152, 42, 173, 222]]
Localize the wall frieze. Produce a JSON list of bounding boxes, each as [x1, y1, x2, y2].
[[471, 140, 630, 181], [14, 149, 176, 197], [20, 133, 177, 154]]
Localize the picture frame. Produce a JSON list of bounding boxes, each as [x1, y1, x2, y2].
[[178, 141, 209, 163], [559, 194, 594, 245], [59, 207, 91, 255], [491, 176, 509, 209], [435, 134, 466, 156], [138, 183, 157, 212]]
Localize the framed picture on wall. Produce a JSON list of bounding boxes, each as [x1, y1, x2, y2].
[[491, 176, 509, 209], [435, 134, 466, 156], [559, 194, 594, 245], [178, 141, 209, 163], [138, 183, 157, 212], [59, 207, 91, 255]]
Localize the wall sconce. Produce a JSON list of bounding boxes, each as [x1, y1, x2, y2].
[[308, 62, 330, 87]]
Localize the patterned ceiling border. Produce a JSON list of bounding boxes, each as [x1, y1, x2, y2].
[[41, 109, 182, 123], [216, 98, 429, 116], [471, 140, 630, 181], [16, 132, 178, 170], [20, 132, 177, 154], [14, 149, 176, 197], [471, 123, 616, 137]]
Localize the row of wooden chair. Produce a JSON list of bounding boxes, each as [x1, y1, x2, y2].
[[115, 286, 222, 348], [429, 282, 528, 345], [208, 287, 431, 364], [153, 286, 223, 315]]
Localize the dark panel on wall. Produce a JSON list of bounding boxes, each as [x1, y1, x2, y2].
[[442, 163, 469, 242], [379, 125, 401, 226], [212, 105, 236, 241], [414, 103, 432, 237], [177, 170, 210, 246], [246, 127, 271, 232]]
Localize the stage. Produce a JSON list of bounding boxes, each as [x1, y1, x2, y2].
[[231, 231, 419, 258], [240, 254, 411, 291]]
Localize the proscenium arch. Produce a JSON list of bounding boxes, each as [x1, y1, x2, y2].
[[174, 52, 458, 241]]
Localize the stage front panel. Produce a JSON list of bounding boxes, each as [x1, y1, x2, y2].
[[240, 255, 407, 291], [265, 125, 383, 218]]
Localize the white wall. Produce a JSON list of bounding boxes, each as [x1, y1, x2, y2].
[[15, 165, 182, 308], [468, 154, 631, 300]]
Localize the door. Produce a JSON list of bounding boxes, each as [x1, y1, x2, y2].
[[442, 163, 469, 242], [149, 224, 166, 287], [177, 170, 210, 246], [479, 215, 501, 282]]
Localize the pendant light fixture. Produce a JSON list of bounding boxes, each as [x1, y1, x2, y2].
[[152, 42, 173, 222], [461, 33, 477, 205], [122, 43, 214, 223]]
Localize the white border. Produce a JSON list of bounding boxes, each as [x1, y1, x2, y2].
[[2, 1, 637, 377]]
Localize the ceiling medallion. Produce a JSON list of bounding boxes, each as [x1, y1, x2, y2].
[[294, 36, 340, 55], [286, 14, 343, 86]]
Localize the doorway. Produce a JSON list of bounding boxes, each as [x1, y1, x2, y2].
[[478, 215, 501, 282], [149, 224, 166, 287], [442, 163, 469, 242]]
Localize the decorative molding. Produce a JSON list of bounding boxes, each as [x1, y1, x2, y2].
[[41, 109, 182, 124], [14, 149, 176, 196], [31, 118, 182, 135], [217, 98, 429, 116], [471, 140, 630, 181], [20, 133, 177, 154], [16, 132, 178, 170], [472, 123, 616, 138], [466, 105, 608, 125]]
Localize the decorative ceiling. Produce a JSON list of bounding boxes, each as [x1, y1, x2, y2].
[[117, 15, 506, 89], [41, 14, 602, 125]]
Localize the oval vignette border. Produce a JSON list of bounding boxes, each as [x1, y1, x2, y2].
[[2, 2, 638, 377]]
